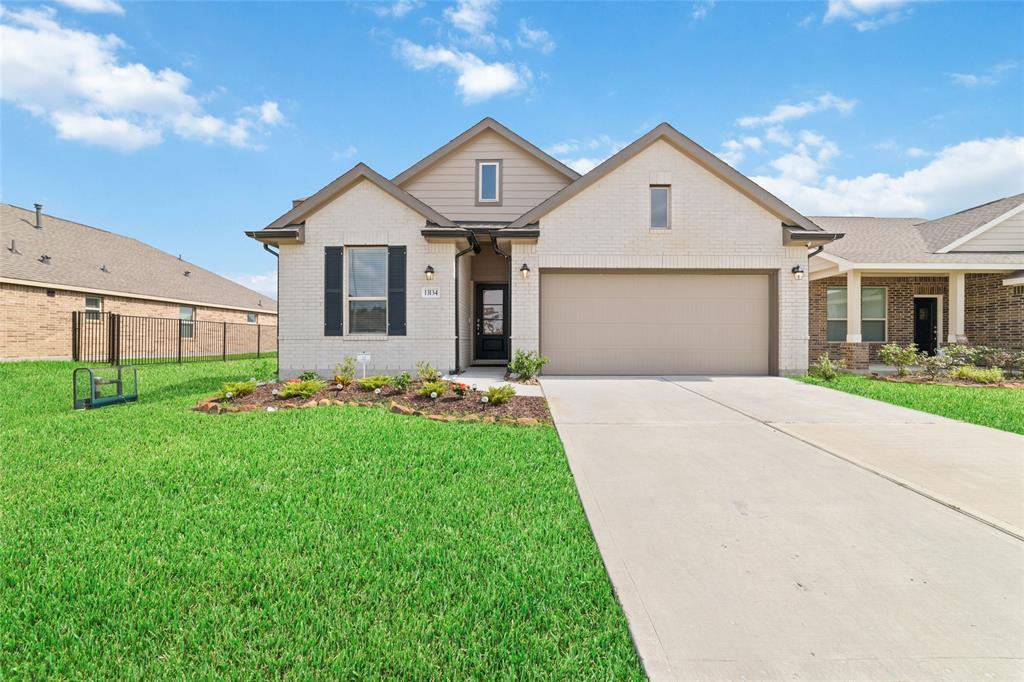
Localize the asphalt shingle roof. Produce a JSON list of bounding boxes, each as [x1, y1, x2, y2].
[[1, 204, 275, 312]]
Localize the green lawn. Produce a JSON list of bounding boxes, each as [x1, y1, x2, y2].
[[796, 374, 1024, 435], [0, 360, 642, 679]]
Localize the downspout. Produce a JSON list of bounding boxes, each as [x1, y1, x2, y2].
[[263, 243, 280, 380], [454, 234, 480, 374]]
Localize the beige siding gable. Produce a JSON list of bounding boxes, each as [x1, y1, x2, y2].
[[400, 130, 572, 221], [952, 212, 1024, 252]]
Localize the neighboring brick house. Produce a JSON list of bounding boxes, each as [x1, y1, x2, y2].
[[809, 195, 1024, 368], [247, 118, 839, 379], [1, 203, 276, 361]]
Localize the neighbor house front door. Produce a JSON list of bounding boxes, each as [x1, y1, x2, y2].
[[475, 284, 509, 361], [914, 297, 938, 355]]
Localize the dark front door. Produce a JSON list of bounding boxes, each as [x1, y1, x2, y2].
[[475, 284, 509, 361], [914, 297, 938, 355]]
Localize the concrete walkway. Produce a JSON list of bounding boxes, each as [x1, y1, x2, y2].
[[542, 376, 1024, 681], [445, 366, 544, 397]]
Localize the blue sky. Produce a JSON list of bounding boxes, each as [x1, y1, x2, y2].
[[2, 0, 1022, 298]]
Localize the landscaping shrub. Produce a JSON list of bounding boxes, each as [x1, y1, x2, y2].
[[334, 357, 357, 386], [416, 361, 440, 382], [508, 349, 549, 380], [808, 353, 845, 381], [248, 359, 275, 381], [278, 379, 327, 399], [879, 342, 919, 376], [951, 365, 1005, 384], [920, 353, 955, 378], [392, 371, 412, 391], [358, 375, 392, 391], [215, 380, 256, 401], [941, 344, 974, 368], [451, 381, 470, 398], [299, 370, 320, 381], [417, 380, 447, 398], [485, 384, 516, 405]]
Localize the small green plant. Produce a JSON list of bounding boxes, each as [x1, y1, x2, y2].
[[808, 353, 845, 381], [299, 370, 319, 381], [942, 344, 974, 368], [451, 381, 470, 398], [878, 342, 920, 376], [334, 357, 357, 386], [215, 380, 256, 401], [508, 349, 549, 380], [392, 371, 412, 391], [277, 379, 327, 399], [920, 353, 954, 378], [358, 375, 393, 391], [417, 380, 447, 398], [248, 358, 275, 381], [415, 361, 440, 382], [950, 365, 1004, 384], [484, 384, 516, 405]]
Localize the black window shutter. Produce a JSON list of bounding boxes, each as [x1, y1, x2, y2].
[[387, 246, 407, 336], [324, 247, 343, 336]]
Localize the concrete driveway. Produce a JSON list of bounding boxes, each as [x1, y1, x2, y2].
[[541, 376, 1024, 681]]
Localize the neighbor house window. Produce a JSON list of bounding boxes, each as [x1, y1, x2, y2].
[[477, 160, 501, 204], [85, 296, 102, 321], [650, 185, 670, 229], [348, 247, 387, 334], [180, 306, 195, 339], [826, 287, 887, 342], [247, 313, 257, 324]]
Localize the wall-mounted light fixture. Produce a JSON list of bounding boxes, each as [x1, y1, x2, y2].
[[424, 265, 435, 281], [791, 265, 805, 281], [520, 263, 531, 279]]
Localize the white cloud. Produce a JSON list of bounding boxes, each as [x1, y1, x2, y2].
[[906, 147, 928, 158], [719, 136, 763, 165], [765, 126, 793, 147], [824, 0, 911, 30], [948, 62, 1017, 88], [371, 0, 422, 18], [517, 19, 555, 54], [444, 0, 500, 47], [752, 136, 1024, 217], [231, 270, 277, 299], [0, 6, 281, 151], [395, 39, 529, 103], [545, 134, 626, 175], [738, 93, 856, 127], [691, 0, 716, 20], [53, 0, 124, 15]]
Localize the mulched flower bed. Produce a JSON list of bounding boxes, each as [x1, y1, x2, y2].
[[193, 380, 551, 424], [870, 373, 1024, 389]]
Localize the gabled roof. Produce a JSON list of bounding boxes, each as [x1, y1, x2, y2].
[[261, 163, 457, 230], [391, 117, 580, 186], [1, 204, 275, 313], [920, 193, 1024, 253], [508, 122, 822, 231]]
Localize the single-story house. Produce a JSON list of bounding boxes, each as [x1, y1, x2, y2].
[[1, 203, 276, 361], [247, 118, 840, 378], [809, 194, 1024, 368]]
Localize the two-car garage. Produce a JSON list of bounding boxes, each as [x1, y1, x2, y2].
[[539, 271, 775, 375]]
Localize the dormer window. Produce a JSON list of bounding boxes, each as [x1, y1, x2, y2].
[[477, 160, 502, 205]]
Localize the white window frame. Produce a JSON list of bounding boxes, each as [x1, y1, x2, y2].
[[180, 305, 195, 339], [826, 286, 888, 342], [650, 185, 671, 229], [346, 246, 388, 335], [476, 160, 501, 205], [84, 296, 102, 322], [246, 312, 257, 324]]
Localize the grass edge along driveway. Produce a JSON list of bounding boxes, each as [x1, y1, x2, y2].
[[796, 374, 1024, 435], [0, 360, 643, 679]]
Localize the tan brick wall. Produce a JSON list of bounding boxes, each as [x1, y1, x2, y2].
[[510, 139, 811, 374], [965, 273, 1024, 350], [1, 282, 276, 361]]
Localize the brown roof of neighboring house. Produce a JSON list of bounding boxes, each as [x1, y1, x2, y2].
[[1, 203, 275, 313]]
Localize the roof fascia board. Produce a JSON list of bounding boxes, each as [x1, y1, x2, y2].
[[392, 118, 580, 186], [935, 201, 1024, 253], [508, 123, 820, 231], [245, 226, 304, 245], [265, 163, 456, 229], [0, 277, 276, 314], [826, 262, 1022, 271]]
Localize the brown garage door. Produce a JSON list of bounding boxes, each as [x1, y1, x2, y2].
[[540, 272, 772, 375]]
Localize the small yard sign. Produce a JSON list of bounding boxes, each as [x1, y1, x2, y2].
[[421, 287, 441, 299]]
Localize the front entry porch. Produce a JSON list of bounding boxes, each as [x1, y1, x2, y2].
[[459, 242, 512, 370]]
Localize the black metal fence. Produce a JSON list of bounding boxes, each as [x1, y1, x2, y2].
[[72, 311, 277, 365]]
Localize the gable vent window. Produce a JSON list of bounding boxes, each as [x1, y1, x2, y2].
[[477, 160, 501, 205], [650, 185, 670, 229]]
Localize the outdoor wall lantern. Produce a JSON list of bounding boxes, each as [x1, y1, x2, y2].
[[791, 265, 805, 280], [520, 263, 531, 279], [424, 265, 435, 281]]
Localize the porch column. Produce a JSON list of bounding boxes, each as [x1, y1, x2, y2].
[[846, 270, 862, 342], [948, 271, 966, 343]]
